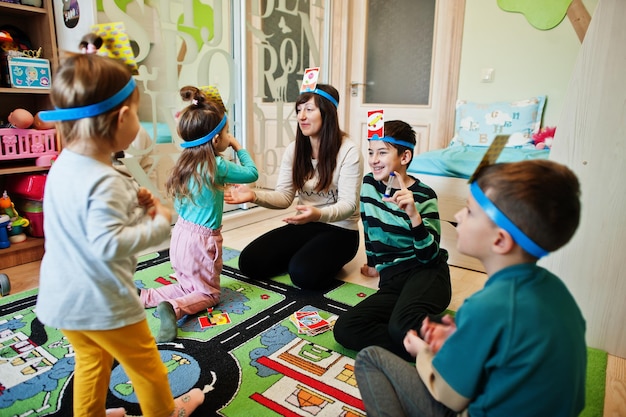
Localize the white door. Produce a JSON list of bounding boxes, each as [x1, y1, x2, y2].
[[346, 0, 465, 168]]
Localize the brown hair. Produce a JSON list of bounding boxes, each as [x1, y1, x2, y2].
[[49, 53, 137, 147], [165, 86, 226, 203], [293, 84, 345, 192], [383, 120, 417, 164], [475, 159, 581, 254]]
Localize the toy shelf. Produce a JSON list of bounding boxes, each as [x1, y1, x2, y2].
[[1, 0, 58, 268], [0, 236, 44, 269]]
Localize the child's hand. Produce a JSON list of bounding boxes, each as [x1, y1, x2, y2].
[[360, 263, 379, 278], [403, 329, 428, 358], [224, 184, 255, 204], [283, 205, 321, 225], [152, 198, 172, 223], [420, 315, 456, 354], [137, 187, 153, 208], [228, 134, 242, 152], [384, 172, 422, 227], [137, 187, 157, 217]]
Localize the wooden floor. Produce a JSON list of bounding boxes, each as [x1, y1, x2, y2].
[[2, 210, 624, 415]]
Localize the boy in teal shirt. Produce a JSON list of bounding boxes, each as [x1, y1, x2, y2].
[[355, 159, 586, 417]]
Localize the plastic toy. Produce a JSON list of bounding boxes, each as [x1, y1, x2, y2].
[[532, 126, 556, 150], [0, 214, 10, 249], [7, 108, 34, 129], [0, 190, 29, 243], [0, 273, 10, 297]]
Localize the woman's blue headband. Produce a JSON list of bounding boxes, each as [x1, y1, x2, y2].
[[180, 114, 228, 149], [302, 88, 338, 108], [369, 134, 414, 150], [38, 78, 136, 122], [470, 181, 548, 259]]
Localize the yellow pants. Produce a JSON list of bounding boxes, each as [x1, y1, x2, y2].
[[63, 319, 176, 417]]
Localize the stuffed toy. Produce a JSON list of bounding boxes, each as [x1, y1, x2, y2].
[[532, 126, 556, 150]]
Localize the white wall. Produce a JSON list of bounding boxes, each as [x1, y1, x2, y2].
[[457, 0, 598, 127]]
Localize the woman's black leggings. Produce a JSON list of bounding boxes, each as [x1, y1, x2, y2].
[[238, 222, 359, 290]]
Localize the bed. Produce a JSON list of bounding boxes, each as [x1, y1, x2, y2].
[[407, 96, 551, 272]]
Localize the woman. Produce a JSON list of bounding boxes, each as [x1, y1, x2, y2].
[[225, 84, 363, 290]]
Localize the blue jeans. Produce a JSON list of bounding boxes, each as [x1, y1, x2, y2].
[[355, 346, 457, 417]]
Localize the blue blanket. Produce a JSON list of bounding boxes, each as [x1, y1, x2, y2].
[[408, 146, 550, 179]]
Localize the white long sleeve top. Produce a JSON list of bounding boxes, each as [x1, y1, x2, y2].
[[253, 139, 363, 231], [36, 149, 171, 330]]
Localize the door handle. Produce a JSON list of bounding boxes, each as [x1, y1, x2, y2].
[[350, 81, 371, 97]]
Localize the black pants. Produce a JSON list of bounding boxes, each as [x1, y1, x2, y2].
[[238, 222, 360, 290], [334, 260, 451, 360]]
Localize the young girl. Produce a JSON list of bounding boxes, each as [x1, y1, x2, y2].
[[139, 86, 258, 343], [36, 53, 204, 417]]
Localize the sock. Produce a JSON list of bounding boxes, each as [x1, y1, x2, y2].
[[105, 407, 126, 417], [156, 301, 178, 343], [170, 388, 204, 416]]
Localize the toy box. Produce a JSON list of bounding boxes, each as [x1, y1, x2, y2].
[[0, 128, 58, 166], [5, 173, 47, 201], [7, 56, 51, 89]]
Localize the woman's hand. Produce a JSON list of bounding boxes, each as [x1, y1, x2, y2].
[[224, 184, 255, 204], [283, 205, 321, 225]]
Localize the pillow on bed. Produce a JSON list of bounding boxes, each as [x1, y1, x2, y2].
[[449, 96, 546, 147]]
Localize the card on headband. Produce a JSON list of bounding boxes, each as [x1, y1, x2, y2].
[[200, 85, 226, 112], [300, 67, 320, 92], [367, 109, 384, 140], [90, 22, 138, 74], [468, 134, 510, 183]]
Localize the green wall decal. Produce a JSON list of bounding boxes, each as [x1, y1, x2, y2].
[[497, 0, 573, 30]]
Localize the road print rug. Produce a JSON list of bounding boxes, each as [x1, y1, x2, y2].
[[0, 249, 376, 416]]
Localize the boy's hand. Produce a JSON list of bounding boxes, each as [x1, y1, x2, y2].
[[360, 263, 379, 278], [224, 184, 255, 204], [283, 205, 321, 225], [384, 172, 422, 227], [420, 315, 456, 354], [403, 329, 428, 358]]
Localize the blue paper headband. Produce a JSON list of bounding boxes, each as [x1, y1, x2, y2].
[[180, 114, 228, 149], [369, 134, 415, 150], [470, 181, 548, 258], [38, 78, 137, 122], [301, 88, 338, 108]]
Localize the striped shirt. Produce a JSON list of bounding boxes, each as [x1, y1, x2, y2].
[[360, 173, 446, 282]]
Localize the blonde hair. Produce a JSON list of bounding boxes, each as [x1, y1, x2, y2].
[[48, 53, 137, 147], [166, 86, 226, 204]]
